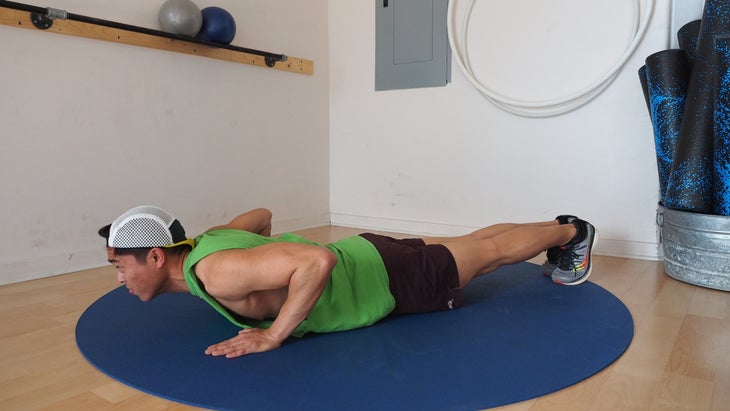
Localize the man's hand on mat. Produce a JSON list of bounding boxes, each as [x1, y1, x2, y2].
[[205, 328, 282, 358]]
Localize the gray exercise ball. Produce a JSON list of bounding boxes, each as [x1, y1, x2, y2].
[[158, 0, 203, 36]]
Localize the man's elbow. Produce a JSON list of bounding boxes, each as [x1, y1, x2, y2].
[[256, 208, 273, 220], [253, 208, 273, 235], [315, 248, 338, 279]]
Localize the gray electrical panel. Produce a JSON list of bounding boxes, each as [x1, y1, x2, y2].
[[375, 0, 451, 91]]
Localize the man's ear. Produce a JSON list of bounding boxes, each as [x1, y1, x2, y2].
[[149, 248, 166, 268]]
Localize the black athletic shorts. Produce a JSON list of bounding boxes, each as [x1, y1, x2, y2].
[[359, 233, 463, 315]]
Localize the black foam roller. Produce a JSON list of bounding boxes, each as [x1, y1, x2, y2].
[[713, 35, 730, 215], [638, 65, 651, 114], [678, 19, 701, 66], [643, 50, 691, 206], [665, 0, 730, 213]]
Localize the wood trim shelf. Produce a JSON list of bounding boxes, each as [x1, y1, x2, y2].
[[0, 4, 314, 75]]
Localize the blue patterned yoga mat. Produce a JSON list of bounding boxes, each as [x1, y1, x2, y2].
[[76, 262, 633, 411]]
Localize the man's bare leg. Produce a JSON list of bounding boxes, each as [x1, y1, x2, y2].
[[435, 223, 577, 287], [422, 219, 560, 245]]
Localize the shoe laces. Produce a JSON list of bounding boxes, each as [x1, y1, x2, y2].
[[546, 246, 560, 263], [557, 246, 579, 272]]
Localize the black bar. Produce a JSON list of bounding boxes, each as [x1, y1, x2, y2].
[[0, 0, 286, 63], [0, 0, 42, 13]]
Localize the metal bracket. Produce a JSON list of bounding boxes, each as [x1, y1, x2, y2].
[[30, 11, 51, 29], [30, 7, 67, 30], [265, 54, 287, 67]]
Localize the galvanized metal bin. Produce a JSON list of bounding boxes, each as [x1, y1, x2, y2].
[[658, 205, 730, 291]]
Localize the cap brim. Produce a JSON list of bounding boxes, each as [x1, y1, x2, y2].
[[98, 224, 111, 240]]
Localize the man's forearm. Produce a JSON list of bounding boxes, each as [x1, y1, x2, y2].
[[265, 250, 336, 342]]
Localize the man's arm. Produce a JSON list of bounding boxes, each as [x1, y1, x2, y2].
[[206, 208, 272, 236], [199, 242, 337, 358]]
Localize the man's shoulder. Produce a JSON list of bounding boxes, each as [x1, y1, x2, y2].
[[193, 247, 251, 274], [192, 249, 258, 295]]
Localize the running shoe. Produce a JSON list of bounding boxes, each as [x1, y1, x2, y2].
[[541, 246, 563, 276], [541, 215, 578, 276], [551, 219, 598, 286]]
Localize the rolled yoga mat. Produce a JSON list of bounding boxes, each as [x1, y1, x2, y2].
[[642, 49, 691, 206], [678, 19, 701, 66], [664, 0, 730, 213], [76, 262, 634, 411], [713, 35, 730, 215], [638, 65, 651, 114]]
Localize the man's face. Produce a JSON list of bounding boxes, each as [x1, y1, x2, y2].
[[107, 249, 164, 302]]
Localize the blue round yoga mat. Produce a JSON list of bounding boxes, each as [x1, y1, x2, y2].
[[76, 262, 633, 411]]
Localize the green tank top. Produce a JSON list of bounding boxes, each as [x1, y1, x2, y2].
[[182, 229, 395, 337]]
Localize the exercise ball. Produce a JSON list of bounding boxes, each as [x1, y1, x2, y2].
[[158, 0, 202, 36], [196, 7, 237, 44]]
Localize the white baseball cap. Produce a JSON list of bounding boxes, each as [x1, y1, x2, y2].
[[103, 205, 192, 248]]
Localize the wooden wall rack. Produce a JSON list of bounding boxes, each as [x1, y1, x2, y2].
[[0, 0, 313, 75]]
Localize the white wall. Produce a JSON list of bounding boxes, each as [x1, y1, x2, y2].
[[0, 0, 329, 285], [0, 0, 683, 285], [329, 0, 672, 260]]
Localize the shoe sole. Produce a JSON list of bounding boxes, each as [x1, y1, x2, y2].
[[553, 227, 599, 286]]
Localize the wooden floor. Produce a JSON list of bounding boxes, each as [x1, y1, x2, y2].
[[1, 226, 728, 411]]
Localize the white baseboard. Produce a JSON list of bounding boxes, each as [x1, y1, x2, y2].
[[272, 212, 332, 235], [330, 213, 478, 237], [330, 213, 662, 261], [595, 238, 662, 261], [0, 249, 108, 286]]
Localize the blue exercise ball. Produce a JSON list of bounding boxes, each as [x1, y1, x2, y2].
[[158, 0, 202, 36], [196, 7, 237, 44]]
